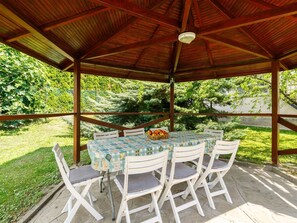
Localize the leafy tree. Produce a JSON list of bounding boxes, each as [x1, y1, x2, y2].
[[0, 44, 48, 127]]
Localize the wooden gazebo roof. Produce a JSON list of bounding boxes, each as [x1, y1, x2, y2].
[[1, 0, 297, 83]]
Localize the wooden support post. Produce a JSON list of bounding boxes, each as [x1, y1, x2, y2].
[[73, 59, 81, 164], [170, 76, 175, 132], [271, 60, 280, 165]]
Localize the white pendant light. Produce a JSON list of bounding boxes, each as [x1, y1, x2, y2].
[[178, 32, 196, 44]]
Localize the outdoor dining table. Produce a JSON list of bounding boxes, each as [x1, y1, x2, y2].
[[87, 131, 218, 220]]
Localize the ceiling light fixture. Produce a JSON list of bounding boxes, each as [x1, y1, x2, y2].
[[178, 32, 196, 44]]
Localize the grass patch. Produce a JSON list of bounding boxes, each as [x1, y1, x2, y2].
[[0, 118, 90, 223], [0, 120, 296, 222]]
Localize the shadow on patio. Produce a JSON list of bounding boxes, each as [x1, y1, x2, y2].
[[28, 164, 297, 223]]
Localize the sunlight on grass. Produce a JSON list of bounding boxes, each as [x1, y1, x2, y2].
[[0, 118, 90, 222]]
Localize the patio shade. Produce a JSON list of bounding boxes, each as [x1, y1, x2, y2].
[[1, 0, 297, 83]]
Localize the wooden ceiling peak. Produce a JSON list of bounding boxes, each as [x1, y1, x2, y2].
[[90, 0, 180, 30], [2, 0, 297, 82]]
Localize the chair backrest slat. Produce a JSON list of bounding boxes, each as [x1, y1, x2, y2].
[[52, 143, 70, 175], [170, 143, 205, 182], [208, 140, 240, 170], [123, 150, 168, 195], [204, 128, 224, 140], [123, 128, 145, 137], [94, 130, 119, 140]]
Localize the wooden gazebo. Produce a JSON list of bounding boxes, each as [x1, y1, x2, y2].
[[1, 0, 297, 165]]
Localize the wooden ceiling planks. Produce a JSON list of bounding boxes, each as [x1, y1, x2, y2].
[[1, 0, 297, 82]]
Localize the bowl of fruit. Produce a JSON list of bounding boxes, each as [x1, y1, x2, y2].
[[146, 129, 169, 140]]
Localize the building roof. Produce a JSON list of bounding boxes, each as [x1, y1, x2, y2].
[[1, 0, 297, 83]]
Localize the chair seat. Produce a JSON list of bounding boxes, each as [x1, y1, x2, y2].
[[69, 165, 101, 184], [116, 173, 160, 193], [202, 154, 227, 169], [166, 162, 197, 179]]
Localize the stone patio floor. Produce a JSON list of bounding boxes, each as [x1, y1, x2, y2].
[[28, 164, 297, 223]]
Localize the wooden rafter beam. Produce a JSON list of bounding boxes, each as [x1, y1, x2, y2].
[[85, 34, 178, 60], [208, 0, 287, 70], [80, 0, 166, 59], [0, 38, 60, 68], [4, 31, 31, 42], [0, 2, 74, 61], [172, 0, 192, 73], [194, 0, 215, 68], [81, 60, 167, 75], [278, 49, 297, 60], [199, 2, 297, 35], [248, 0, 297, 21], [90, 0, 180, 30], [41, 6, 110, 31], [4, 6, 110, 43], [175, 59, 270, 76], [128, 0, 177, 77], [199, 34, 270, 59]]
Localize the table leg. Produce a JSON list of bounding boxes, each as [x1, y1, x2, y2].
[[107, 170, 116, 221]]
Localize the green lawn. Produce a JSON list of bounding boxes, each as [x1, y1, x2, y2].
[[0, 118, 90, 223], [0, 119, 296, 222]]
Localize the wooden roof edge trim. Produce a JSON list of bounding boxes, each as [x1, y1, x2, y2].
[[85, 33, 178, 60], [0, 39, 60, 69], [176, 60, 271, 75], [0, 2, 74, 61], [81, 60, 168, 75], [174, 69, 270, 82], [199, 34, 270, 59], [0, 113, 74, 121], [199, 2, 297, 35], [80, 0, 167, 59], [91, 0, 180, 30], [78, 69, 169, 83]]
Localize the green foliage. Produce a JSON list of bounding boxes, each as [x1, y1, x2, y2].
[[0, 44, 48, 127]]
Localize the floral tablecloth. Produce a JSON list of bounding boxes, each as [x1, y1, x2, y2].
[[87, 131, 217, 172]]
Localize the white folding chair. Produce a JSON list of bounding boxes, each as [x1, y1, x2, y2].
[[204, 128, 224, 140], [93, 130, 119, 192], [94, 130, 119, 140], [190, 140, 240, 209], [150, 127, 169, 132], [114, 150, 169, 223], [158, 143, 205, 223], [52, 144, 103, 223], [123, 128, 145, 137]]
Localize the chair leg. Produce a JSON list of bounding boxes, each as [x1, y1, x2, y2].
[[202, 178, 216, 209], [217, 172, 232, 203], [125, 204, 131, 223], [116, 198, 126, 223], [158, 184, 171, 209], [168, 190, 181, 223], [187, 179, 204, 216], [151, 192, 163, 223]]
